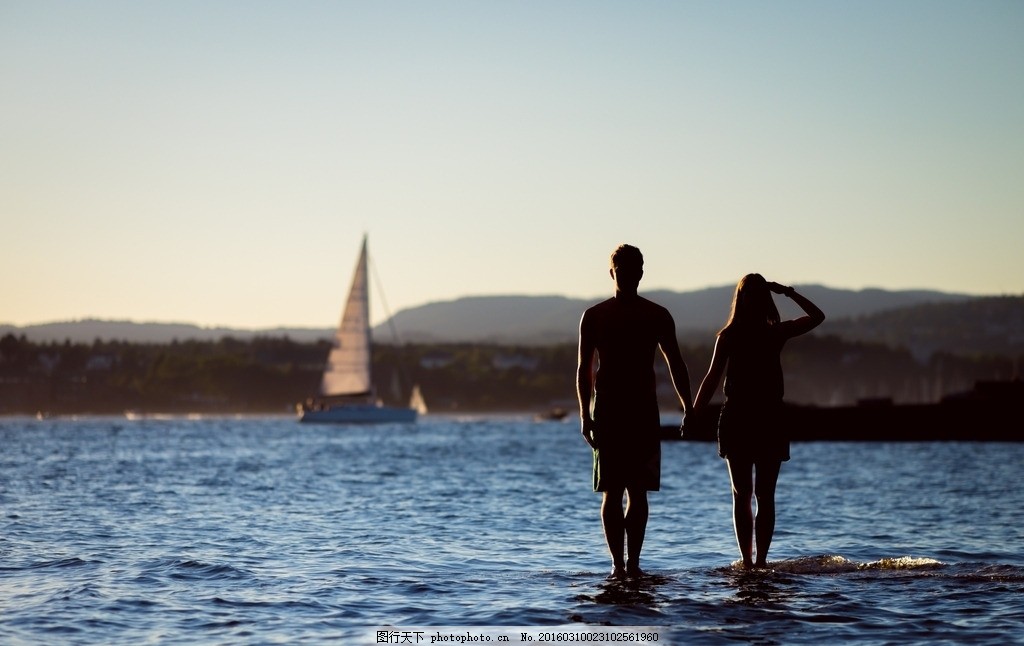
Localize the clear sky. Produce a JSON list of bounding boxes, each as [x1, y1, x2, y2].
[[2, 1, 1022, 328]]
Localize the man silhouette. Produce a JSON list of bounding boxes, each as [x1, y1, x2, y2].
[[577, 244, 693, 578]]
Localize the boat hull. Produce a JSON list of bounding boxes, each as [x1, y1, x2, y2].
[[299, 404, 417, 425]]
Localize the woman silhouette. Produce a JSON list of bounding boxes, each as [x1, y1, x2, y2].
[[693, 274, 825, 568]]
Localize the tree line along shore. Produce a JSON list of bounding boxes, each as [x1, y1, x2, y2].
[[0, 333, 1018, 417]]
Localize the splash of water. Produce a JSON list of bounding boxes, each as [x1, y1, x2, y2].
[[725, 554, 944, 575]]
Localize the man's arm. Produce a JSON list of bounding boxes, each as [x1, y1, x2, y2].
[[658, 311, 693, 415], [577, 310, 598, 449]]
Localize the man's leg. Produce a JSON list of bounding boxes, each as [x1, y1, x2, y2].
[[624, 485, 649, 576], [601, 487, 627, 576]]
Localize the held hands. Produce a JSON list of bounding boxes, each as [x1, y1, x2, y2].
[[679, 409, 699, 439], [680, 407, 714, 440]]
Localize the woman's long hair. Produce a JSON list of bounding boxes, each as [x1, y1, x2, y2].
[[720, 273, 780, 335]]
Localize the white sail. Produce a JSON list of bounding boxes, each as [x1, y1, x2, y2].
[[409, 384, 428, 415], [319, 236, 373, 397]]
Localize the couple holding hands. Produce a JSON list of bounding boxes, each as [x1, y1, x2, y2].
[[577, 244, 825, 577]]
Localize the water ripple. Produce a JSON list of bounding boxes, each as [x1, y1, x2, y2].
[[1, 418, 1022, 645]]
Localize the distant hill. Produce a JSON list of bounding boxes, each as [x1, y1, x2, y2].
[[0, 320, 333, 345], [380, 285, 975, 345], [3, 284, 995, 352], [824, 295, 1024, 360]]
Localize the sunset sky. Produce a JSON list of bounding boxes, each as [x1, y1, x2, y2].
[[2, 1, 1022, 328]]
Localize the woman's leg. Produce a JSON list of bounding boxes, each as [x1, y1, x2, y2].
[[753, 460, 782, 567], [726, 458, 755, 568]]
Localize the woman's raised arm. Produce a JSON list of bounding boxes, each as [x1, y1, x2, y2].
[[769, 282, 825, 338]]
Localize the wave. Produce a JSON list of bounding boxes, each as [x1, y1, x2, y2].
[[133, 557, 255, 583], [717, 554, 1024, 580], [771, 554, 942, 574], [25, 556, 95, 570]]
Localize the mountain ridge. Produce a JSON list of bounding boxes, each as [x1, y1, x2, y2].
[[1, 284, 991, 347], [380, 284, 979, 345]]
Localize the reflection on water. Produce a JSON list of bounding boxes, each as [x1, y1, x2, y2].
[[725, 569, 798, 607], [592, 573, 669, 607]]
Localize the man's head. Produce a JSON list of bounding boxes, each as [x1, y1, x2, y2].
[[609, 244, 643, 294]]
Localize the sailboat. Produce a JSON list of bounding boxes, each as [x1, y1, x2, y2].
[[298, 236, 421, 424]]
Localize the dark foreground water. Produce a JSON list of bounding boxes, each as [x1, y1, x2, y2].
[[1, 416, 1022, 645]]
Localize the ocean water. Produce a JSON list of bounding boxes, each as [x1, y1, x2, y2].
[[1, 416, 1022, 645]]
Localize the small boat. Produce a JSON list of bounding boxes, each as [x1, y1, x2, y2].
[[533, 406, 569, 422], [298, 236, 420, 424]]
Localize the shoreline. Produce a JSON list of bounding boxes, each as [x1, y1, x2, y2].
[[663, 380, 1023, 442]]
